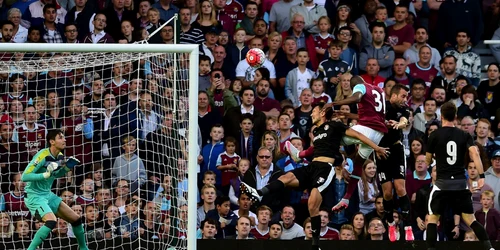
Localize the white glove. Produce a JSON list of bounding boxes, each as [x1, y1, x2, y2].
[[43, 162, 59, 179]]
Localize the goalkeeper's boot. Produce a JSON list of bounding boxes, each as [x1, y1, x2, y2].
[[331, 198, 349, 212], [285, 141, 301, 163], [240, 182, 262, 202]]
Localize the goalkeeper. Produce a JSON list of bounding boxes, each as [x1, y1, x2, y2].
[[21, 129, 87, 250]]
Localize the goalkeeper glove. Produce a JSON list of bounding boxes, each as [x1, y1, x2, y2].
[[65, 156, 80, 169], [43, 162, 59, 179]]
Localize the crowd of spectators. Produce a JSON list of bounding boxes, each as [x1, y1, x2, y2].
[[0, 0, 499, 246]]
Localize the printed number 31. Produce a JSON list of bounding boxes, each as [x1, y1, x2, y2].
[[372, 90, 386, 113]]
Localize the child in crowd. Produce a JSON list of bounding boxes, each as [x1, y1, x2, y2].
[[201, 124, 225, 189], [311, 78, 332, 105], [474, 190, 500, 241], [229, 158, 250, 207], [206, 196, 238, 239], [314, 16, 334, 62], [198, 55, 212, 91], [112, 136, 147, 193], [216, 137, 241, 195], [375, 6, 395, 27]]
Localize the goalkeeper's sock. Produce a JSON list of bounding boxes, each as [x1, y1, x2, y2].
[[72, 219, 89, 250], [28, 221, 56, 250]]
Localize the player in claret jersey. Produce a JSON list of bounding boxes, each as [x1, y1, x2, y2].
[[327, 75, 388, 211], [240, 102, 388, 250], [425, 102, 494, 250]]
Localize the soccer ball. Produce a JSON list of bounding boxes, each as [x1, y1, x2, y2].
[[246, 48, 266, 69]]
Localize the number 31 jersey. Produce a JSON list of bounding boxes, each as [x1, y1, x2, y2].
[[427, 127, 473, 181], [352, 83, 388, 133]]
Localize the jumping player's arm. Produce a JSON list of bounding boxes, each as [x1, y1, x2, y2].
[[331, 84, 365, 107], [469, 145, 484, 175], [345, 128, 389, 159]]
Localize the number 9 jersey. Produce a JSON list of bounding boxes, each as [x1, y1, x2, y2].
[[427, 127, 473, 185], [352, 83, 388, 134]]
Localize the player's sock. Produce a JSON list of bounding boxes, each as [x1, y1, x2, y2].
[[383, 198, 394, 223], [311, 215, 321, 247], [28, 220, 56, 250], [259, 180, 285, 196], [343, 165, 362, 199], [72, 218, 89, 250], [426, 223, 437, 250], [470, 221, 494, 250], [399, 194, 411, 221]]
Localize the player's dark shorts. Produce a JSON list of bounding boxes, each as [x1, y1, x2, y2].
[[428, 187, 474, 215], [376, 142, 406, 184], [292, 161, 334, 194]]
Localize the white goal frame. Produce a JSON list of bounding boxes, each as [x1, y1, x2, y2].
[[0, 43, 199, 250]]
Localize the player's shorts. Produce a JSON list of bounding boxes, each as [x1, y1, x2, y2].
[[376, 142, 406, 184], [25, 192, 62, 220], [292, 161, 335, 194], [341, 125, 384, 159], [428, 186, 474, 216]]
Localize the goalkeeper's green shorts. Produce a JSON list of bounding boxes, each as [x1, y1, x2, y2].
[[25, 192, 62, 220]]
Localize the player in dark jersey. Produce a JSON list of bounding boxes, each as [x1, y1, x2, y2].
[[240, 102, 388, 250], [425, 102, 494, 250], [327, 75, 388, 211], [376, 84, 413, 241]]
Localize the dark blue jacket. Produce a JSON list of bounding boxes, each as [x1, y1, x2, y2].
[[437, 0, 483, 46]]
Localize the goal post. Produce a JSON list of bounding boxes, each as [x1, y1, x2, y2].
[[0, 43, 199, 250]]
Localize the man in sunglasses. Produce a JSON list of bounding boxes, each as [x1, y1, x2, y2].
[[241, 101, 388, 250]]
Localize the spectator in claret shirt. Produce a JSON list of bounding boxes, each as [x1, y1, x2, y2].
[[0, 123, 28, 191], [408, 46, 439, 89], [254, 79, 281, 118], [104, 62, 129, 96], [319, 208, 339, 240], [386, 4, 414, 57], [77, 178, 96, 205], [0, 172, 29, 221], [250, 205, 272, 239], [82, 13, 114, 43]]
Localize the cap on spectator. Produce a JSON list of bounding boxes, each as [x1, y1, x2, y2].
[[0, 114, 13, 125], [207, 27, 220, 35], [492, 150, 500, 158], [337, 5, 351, 12]]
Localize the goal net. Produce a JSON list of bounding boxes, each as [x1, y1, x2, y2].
[[0, 43, 199, 250]]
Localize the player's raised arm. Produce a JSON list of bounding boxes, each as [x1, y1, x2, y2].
[[345, 128, 389, 159]]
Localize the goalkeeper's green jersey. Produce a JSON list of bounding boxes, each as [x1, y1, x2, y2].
[[21, 148, 69, 196]]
